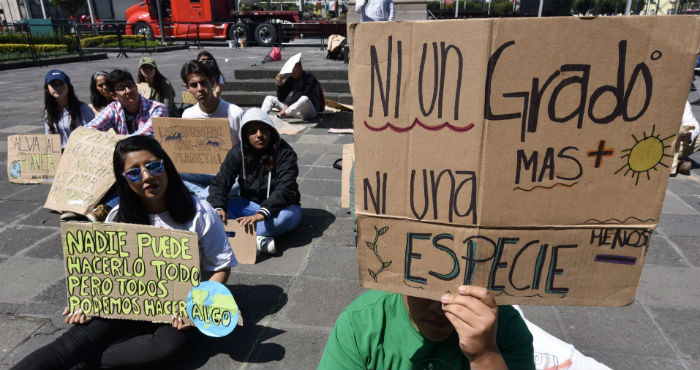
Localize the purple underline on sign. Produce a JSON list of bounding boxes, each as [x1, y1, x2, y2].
[[594, 254, 637, 265], [364, 119, 475, 133]]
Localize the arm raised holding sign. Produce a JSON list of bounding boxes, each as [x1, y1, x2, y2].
[[12, 136, 237, 370]]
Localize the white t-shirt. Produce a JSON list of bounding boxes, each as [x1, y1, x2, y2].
[[106, 197, 237, 272], [182, 99, 244, 148]]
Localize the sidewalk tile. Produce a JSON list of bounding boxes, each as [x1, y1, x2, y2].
[[0, 226, 58, 256], [23, 231, 62, 259], [667, 178, 700, 196], [583, 351, 683, 370], [518, 305, 567, 341], [0, 257, 66, 303], [0, 315, 47, 362], [302, 244, 359, 281], [658, 214, 700, 237], [646, 306, 700, 359], [637, 266, 700, 308], [668, 236, 700, 267], [645, 235, 689, 267], [299, 179, 342, 197], [246, 324, 330, 370], [661, 192, 697, 215]]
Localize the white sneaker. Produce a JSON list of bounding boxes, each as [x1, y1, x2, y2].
[[256, 235, 276, 254]]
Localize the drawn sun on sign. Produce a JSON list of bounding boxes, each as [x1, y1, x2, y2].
[[615, 125, 675, 185]]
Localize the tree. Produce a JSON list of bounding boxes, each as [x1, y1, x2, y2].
[[49, 0, 86, 19]]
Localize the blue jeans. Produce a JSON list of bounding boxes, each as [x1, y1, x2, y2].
[[182, 174, 239, 200], [226, 197, 302, 237]]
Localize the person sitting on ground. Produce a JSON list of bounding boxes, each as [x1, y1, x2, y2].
[[356, 0, 395, 22], [671, 100, 700, 175], [43, 69, 94, 150], [179, 60, 245, 199], [86, 69, 166, 137], [136, 56, 180, 117], [10, 136, 237, 370], [197, 50, 225, 98], [318, 286, 535, 370], [261, 60, 321, 120], [207, 108, 302, 255], [88, 71, 112, 114]]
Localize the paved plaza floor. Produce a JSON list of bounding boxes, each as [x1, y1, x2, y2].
[[0, 44, 698, 370]]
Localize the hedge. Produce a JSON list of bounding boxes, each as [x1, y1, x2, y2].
[[0, 33, 79, 51], [0, 43, 67, 53], [81, 34, 147, 47]]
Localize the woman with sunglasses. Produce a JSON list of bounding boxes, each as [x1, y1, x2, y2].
[[44, 69, 94, 150], [11, 136, 237, 370], [89, 71, 113, 114], [197, 51, 224, 98], [207, 108, 302, 255]]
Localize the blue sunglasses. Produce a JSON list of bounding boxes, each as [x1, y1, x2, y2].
[[122, 160, 164, 182]]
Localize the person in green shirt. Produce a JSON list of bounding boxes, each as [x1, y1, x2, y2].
[[318, 285, 535, 370]]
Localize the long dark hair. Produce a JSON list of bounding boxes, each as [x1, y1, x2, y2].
[[137, 65, 172, 102], [197, 51, 223, 83], [90, 71, 111, 112], [44, 81, 84, 134], [242, 123, 279, 181], [112, 136, 195, 225]]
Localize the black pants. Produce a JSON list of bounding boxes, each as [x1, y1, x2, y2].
[[11, 318, 187, 370]]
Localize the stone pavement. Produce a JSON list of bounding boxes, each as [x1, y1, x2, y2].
[[0, 43, 699, 370]]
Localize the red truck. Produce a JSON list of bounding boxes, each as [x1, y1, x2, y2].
[[125, 0, 346, 46]]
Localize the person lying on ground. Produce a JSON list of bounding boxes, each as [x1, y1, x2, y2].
[[179, 60, 245, 200], [318, 286, 535, 370], [85, 69, 166, 137], [11, 136, 237, 370], [207, 108, 302, 255], [43, 69, 94, 150], [261, 60, 321, 120]]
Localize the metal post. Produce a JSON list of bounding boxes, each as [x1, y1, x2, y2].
[[538, 0, 543, 16], [488, 0, 492, 15], [154, 0, 166, 43], [624, 0, 632, 14], [455, 0, 459, 18], [86, 0, 97, 35], [39, 0, 47, 18]]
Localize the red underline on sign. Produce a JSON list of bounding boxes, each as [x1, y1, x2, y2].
[[364, 119, 475, 133]]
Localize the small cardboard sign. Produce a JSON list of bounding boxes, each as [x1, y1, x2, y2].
[[224, 221, 257, 264], [44, 127, 123, 214], [61, 221, 201, 323], [349, 16, 700, 306], [152, 117, 232, 174], [7, 134, 62, 184], [341, 144, 355, 208], [186, 281, 240, 337]]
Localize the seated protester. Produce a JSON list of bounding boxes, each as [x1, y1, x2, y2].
[[197, 51, 225, 98], [318, 286, 535, 370], [10, 136, 236, 370], [671, 100, 700, 175], [137, 56, 180, 118], [207, 108, 302, 255], [89, 71, 112, 114], [261, 60, 321, 120], [86, 69, 166, 137], [180, 60, 244, 199], [43, 69, 94, 150]]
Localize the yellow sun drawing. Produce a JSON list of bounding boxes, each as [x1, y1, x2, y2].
[[615, 125, 675, 185]]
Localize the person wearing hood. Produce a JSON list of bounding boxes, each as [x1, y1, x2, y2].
[[207, 108, 302, 255]]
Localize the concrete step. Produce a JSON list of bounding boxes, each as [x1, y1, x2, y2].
[[223, 79, 350, 94], [221, 91, 353, 106], [233, 68, 348, 81]]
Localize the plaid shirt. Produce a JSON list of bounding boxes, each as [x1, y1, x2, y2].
[[85, 95, 165, 136]]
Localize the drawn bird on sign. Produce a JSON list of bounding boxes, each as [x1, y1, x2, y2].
[[164, 132, 182, 141]]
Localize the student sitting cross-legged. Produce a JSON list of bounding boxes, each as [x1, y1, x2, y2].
[[318, 286, 535, 370], [10, 136, 236, 370], [207, 108, 302, 255]]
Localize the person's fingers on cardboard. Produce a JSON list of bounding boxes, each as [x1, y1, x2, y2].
[[171, 315, 178, 329], [457, 285, 497, 307], [62, 307, 70, 317]]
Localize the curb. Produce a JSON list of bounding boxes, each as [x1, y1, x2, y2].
[[0, 53, 109, 70], [82, 45, 189, 53]]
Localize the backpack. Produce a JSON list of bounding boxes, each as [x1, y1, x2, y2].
[[326, 35, 346, 61], [269, 47, 282, 61], [316, 78, 326, 112]]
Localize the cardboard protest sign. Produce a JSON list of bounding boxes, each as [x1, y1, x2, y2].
[[61, 221, 201, 323], [7, 134, 61, 184], [186, 281, 240, 337], [224, 221, 257, 264], [280, 52, 302, 76], [45, 127, 123, 214], [152, 118, 232, 174], [349, 16, 700, 306]]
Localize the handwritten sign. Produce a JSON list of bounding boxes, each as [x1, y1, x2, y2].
[[7, 134, 61, 184], [152, 118, 232, 174], [45, 127, 123, 214], [61, 221, 201, 323], [349, 16, 700, 305]]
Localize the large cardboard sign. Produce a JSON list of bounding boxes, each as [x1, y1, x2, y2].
[[61, 221, 201, 323], [45, 127, 123, 214], [350, 16, 700, 306], [7, 134, 61, 184], [152, 117, 232, 174], [224, 221, 257, 265]]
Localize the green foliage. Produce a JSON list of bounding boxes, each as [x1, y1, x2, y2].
[[0, 43, 67, 53], [490, 0, 514, 14], [49, 0, 86, 17], [80, 34, 150, 47], [0, 32, 79, 52]]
